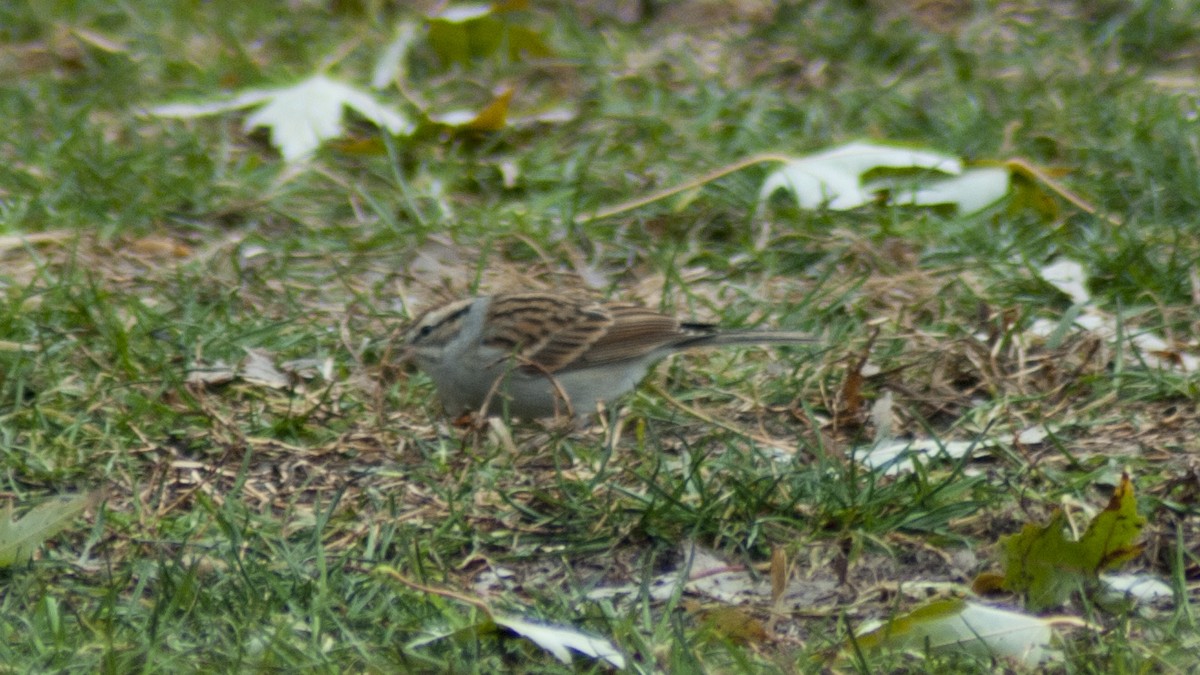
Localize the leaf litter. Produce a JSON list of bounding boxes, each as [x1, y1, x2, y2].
[[10, 222, 1197, 664]]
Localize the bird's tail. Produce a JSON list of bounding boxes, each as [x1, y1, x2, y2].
[[678, 325, 815, 349]]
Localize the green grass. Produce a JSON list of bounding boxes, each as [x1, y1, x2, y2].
[[2, 0, 1199, 671]]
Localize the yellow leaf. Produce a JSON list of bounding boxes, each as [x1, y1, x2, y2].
[[491, 0, 530, 11], [854, 597, 967, 650], [463, 88, 513, 131], [694, 606, 768, 645], [1078, 473, 1146, 571], [853, 598, 1056, 667], [970, 571, 1006, 595], [329, 136, 387, 156], [770, 546, 788, 605]]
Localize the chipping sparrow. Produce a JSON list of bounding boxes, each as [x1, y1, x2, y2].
[[400, 292, 812, 418]]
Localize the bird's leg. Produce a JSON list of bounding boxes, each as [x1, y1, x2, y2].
[[516, 356, 576, 419]]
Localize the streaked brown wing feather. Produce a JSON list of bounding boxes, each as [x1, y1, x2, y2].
[[482, 293, 614, 373], [528, 306, 614, 372], [573, 303, 710, 367]]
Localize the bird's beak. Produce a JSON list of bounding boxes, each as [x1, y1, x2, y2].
[[396, 344, 416, 365]]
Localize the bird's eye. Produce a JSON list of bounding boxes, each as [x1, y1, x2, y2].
[[416, 324, 434, 339]]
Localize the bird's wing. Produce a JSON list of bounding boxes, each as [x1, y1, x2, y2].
[[482, 293, 614, 373], [481, 294, 716, 373], [572, 303, 714, 367]]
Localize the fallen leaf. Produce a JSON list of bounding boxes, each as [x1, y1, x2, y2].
[[427, 3, 550, 65], [1077, 473, 1146, 572], [856, 438, 978, 476], [854, 598, 1059, 667], [490, 615, 626, 669], [1039, 259, 1090, 304], [429, 87, 514, 131], [1023, 257, 1198, 371], [130, 236, 192, 258], [0, 230, 74, 253], [759, 142, 964, 211], [880, 166, 1011, 214], [998, 473, 1145, 610], [1098, 574, 1173, 606], [371, 21, 419, 90], [0, 494, 95, 568], [148, 74, 415, 161], [428, 5, 502, 66], [999, 510, 1082, 610], [692, 605, 769, 645], [239, 349, 291, 389], [0, 341, 39, 353]]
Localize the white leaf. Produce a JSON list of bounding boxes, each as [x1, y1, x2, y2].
[[925, 602, 1055, 664], [858, 599, 1059, 667], [1016, 425, 1051, 445], [857, 439, 977, 476], [434, 3, 493, 22], [1127, 330, 1200, 372], [870, 390, 894, 442], [587, 541, 768, 606], [146, 88, 276, 118], [1100, 574, 1174, 604], [492, 615, 625, 669], [429, 109, 478, 126], [239, 349, 291, 389], [759, 142, 962, 211], [1021, 259, 1200, 372], [1039, 259, 1090, 304], [242, 75, 414, 160], [185, 361, 236, 385], [148, 75, 414, 162], [882, 167, 1011, 214], [372, 21, 419, 89]]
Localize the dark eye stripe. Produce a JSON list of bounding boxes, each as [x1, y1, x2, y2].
[[443, 305, 471, 324], [412, 304, 472, 342]]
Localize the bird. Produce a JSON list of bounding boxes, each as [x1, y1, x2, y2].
[[399, 292, 813, 419]]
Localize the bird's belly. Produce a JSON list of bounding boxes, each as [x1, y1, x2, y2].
[[490, 363, 650, 418], [427, 352, 654, 418]]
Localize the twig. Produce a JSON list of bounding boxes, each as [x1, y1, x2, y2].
[[375, 566, 492, 615], [1006, 157, 1123, 226], [573, 153, 794, 224]]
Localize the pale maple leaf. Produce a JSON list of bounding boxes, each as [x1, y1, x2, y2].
[[148, 74, 414, 161]]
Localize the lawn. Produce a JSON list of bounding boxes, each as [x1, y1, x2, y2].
[[1, 1, 1198, 671]]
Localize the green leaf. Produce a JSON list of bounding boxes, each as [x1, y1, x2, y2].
[[427, 5, 504, 66], [1001, 510, 1087, 610], [1078, 474, 1146, 571], [427, 4, 551, 66], [0, 494, 94, 568], [999, 474, 1145, 610]]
